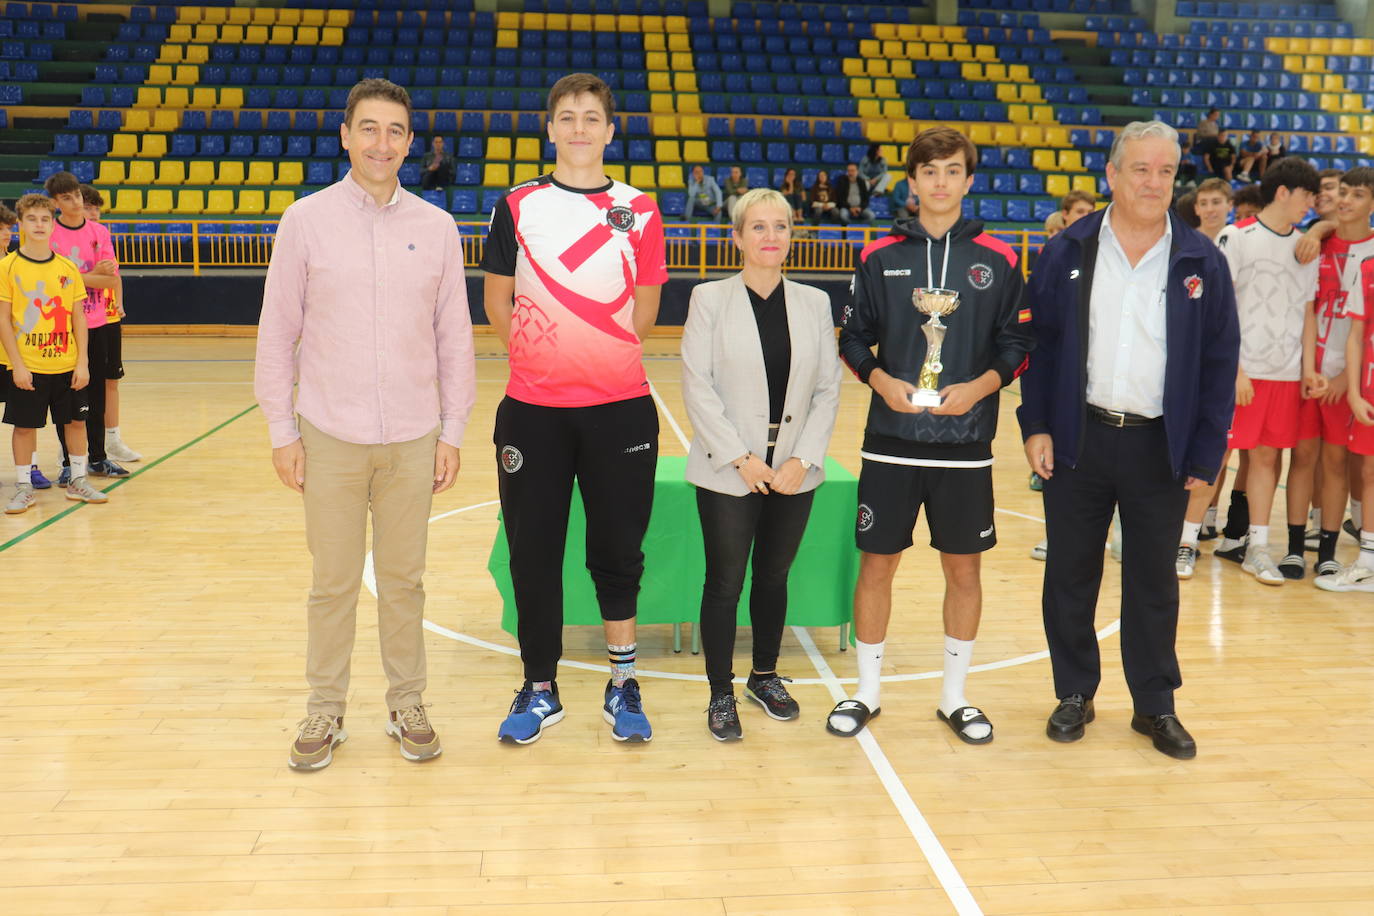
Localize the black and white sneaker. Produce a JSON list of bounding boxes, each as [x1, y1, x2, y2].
[[1344, 519, 1362, 541], [1176, 545, 1198, 580], [1315, 559, 1343, 579], [1278, 552, 1306, 580], [745, 672, 800, 721], [1214, 536, 1248, 564], [707, 692, 741, 741], [1199, 508, 1219, 541]]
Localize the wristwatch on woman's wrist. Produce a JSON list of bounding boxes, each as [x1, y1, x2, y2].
[[797, 458, 813, 471]]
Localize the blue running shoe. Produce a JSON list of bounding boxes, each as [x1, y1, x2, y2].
[[497, 684, 564, 744], [89, 459, 130, 478], [603, 678, 652, 743], [29, 465, 52, 489], [57, 465, 71, 488]]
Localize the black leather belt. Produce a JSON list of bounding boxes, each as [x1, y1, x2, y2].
[[1088, 405, 1162, 428]]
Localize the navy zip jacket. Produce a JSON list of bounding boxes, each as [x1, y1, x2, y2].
[[1016, 208, 1240, 483]]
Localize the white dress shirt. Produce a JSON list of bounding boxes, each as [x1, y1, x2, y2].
[[1087, 205, 1171, 418]]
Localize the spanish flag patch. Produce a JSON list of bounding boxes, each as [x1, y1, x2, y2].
[[1018, 308, 1032, 324]]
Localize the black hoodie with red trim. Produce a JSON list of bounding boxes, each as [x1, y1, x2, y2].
[[839, 215, 1034, 460]]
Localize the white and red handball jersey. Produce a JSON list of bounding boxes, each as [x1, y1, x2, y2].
[[481, 175, 668, 408], [1313, 233, 1374, 378], [1349, 257, 1374, 398], [1217, 217, 1319, 381]]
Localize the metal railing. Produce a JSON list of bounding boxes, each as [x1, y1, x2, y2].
[[107, 219, 1050, 278]]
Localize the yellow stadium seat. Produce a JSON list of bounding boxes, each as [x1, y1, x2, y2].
[[942, 26, 963, 41], [873, 23, 896, 40], [111, 189, 143, 215], [874, 78, 897, 97], [1332, 38, 1352, 54], [134, 87, 161, 108], [191, 87, 217, 108], [277, 163, 303, 185], [183, 44, 209, 64], [1007, 103, 1030, 123], [320, 26, 343, 45], [682, 139, 708, 162], [975, 44, 996, 61], [968, 123, 993, 145], [1059, 150, 1084, 172], [677, 95, 700, 114], [866, 59, 890, 77], [483, 163, 510, 187], [890, 60, 913, 78], [664, 15, 687, 33], [642, 29, 663, 49], [139, 135, 168, 158], [513, 137, 541, 161], [857, 99, 882, 118], [896, 23, 918, 40], [881, 144, 900, 163], [546, 13, 569, 29], [174, 64, 198, 84], [110, 134, 139, 157], [1009, 64, 1031, 82], [151, 110, 179, 133], [881, 40, 902, 59], [881, 100, 905, 119], [851, 77, 874, 97], [496, 11, 520, 28], [655, 140, 681, 162], [866, 120, 891, 142], [984, 63, 1007, 82], [154, 161, 185, 185], [1300, 73, 1323, 92], [180, 7, 203, 23], [296, 27, 320, 45], [513, 164, 541, 184], [673, 72, 697, 93], [246, 162, 274, 186], [952, 44, 974, 62], [301, 9, 325, 27], [1019, 85, 1044, 103], [668, 33, 690, 51], [858, 38, 880, 58], [997, 84, 1020, 103], [204, 190, 234, 215], [126, 160, 155, 184], [164, 88, 189, 108], [168, 24, 191, 43], [593, 14, 615, 31], [993, 124, 1018, 145], [202, 7, 226, 24], [641, 14, 664, 31], [891, 122, 916, 145], [226, 8, 250, 25], [1312, 38, 1332, 54], [1032, 149, 1056, 172], [1305, 54, 1326, 71], [245, 25, 268, 44], [220, 24, 244, 43], [629, 165, 656, 188], [1320, 92, 1341, 111], [612, 13, 634, 31], [96, 161, 125, 186], [1031, 104, 1054, 123], [267, 25, 291, 44], [842, 58, 865, 77], [265, 190, 294, 217], [604, 164, 627, 183], [280, 9, 304, 26], [650, 93, 675, 113], [144, 189, 173, 214], [905, 41, 926, 57], [250, 8, 275, 25], [961, 63, 983, 81], [186, 162, 215, 185], [1019, 125, 1045, 146], [1322, 73, 1343, 91], [495, 28, 518, 48], [522, 12, 546, 29], [124, 109, 152, 132], [928, 42, 951, 60], [1268, 37, 1289, 53], [678, 116, 705, 137], [219, 88, 243, 109], [217, 162, 245, 186], [652, 115, 677, 135], [1043, 127, 1070, 146], [658, 166, 685, 189], [1045, 175, 1071, 199], [1354, 38, 1374, 54], [156, 46, 183, 63], [1071, 175, 1097, 194], [670, 51, 694, 70], [238, 190, 266, 216], [647, 72, 672, 92], [570, 13, 593, 30], [486, 137, 512, 159]]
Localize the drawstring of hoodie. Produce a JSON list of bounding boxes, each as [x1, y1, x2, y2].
[[924, 232, 952, 290]]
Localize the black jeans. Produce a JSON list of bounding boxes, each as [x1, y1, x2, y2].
[[1042, 419, 1190, 715], [695, 486, 815, 691], [495, 396, 658, 682]]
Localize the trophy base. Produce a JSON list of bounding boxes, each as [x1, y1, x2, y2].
[[909, 389, 943, 408]]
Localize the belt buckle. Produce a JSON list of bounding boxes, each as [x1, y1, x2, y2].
[[1100, 407, 1127, 428]]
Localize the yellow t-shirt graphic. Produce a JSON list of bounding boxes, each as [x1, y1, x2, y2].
[[0, 250, 88, 374]]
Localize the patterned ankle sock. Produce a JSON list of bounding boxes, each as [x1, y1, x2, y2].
[[608, 643, 636, 687]]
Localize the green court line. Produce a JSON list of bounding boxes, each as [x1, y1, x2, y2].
[[0, 403, 259, 554]]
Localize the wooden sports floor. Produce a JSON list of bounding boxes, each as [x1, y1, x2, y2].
[[2, 333, 1372, 915]]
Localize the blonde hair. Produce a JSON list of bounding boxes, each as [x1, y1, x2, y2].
[[731, 187, 793, 233], [1043, 210, 1066, 236]]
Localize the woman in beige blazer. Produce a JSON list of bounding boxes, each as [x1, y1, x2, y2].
[[681, 188, 843, 741]]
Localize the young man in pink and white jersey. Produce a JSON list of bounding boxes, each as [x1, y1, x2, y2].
[[482, 73, 668, 745], [82, 184, 140, 467], [44, 171, 126, 486]]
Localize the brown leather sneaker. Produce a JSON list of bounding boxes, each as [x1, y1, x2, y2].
[[289, 714, 347, 771], [386, 704, 442, 761]]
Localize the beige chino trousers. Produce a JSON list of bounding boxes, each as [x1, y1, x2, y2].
[[299, 417, 439, 716]]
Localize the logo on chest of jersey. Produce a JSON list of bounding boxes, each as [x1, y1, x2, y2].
[[606, 206, 635, 232], [967, 263, 994, 290], [882, 268, 912, 277]]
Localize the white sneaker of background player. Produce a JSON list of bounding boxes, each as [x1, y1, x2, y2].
[[65, 477, 109, 504], [1029, 538, 1048, 561], [1109, 511, 1123, 563], [1242, 544, 1285, 586], [1315, 562, 1374, 592], [5, 483, 36, 515], [105, 433, 142, 463]]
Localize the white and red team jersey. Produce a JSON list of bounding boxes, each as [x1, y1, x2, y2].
[[481, 175, 668, 408], [1217, 217, 1319, 381], [1351, 258, 1374, 398], [1313, 233, 1374, 379]]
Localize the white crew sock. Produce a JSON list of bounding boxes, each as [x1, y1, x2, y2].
[[1309, 507, 1321, 530], [70, 454, 88, 480], [828, 639, 884, 735], [1181, 521, 1202, 548], [1352, 499, 1364, 530], [1248, 524, 1269, 547], [1203, 506, 1217, 530], [939, 635, 990, 740], [14, 464, 28, 486], [105, 426, 119, 441], [1359, 531, 1374, 570], [28, 450, 38, 469]]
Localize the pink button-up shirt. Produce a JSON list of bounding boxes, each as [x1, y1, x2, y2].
[[254, 173, 476, 449]]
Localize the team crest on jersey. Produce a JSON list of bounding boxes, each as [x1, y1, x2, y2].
[[841, 304, 853, 325], [500, 445, 524, 473], [857, 503, 874, 532], [1184, 274, 1204, 299], [967, 263, 994, 290], [606, 206, 635, 232]]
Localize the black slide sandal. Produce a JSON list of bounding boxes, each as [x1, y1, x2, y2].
[[937, 706, 994, 745], [825, 699, 880, 737]]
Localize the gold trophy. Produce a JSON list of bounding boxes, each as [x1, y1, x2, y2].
[[910, 287, 961, 407]]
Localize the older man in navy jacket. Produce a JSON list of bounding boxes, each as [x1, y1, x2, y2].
[[1017, 121, 1239, 760]]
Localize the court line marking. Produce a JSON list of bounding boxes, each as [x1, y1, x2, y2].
[[0, 403, 258, 555]]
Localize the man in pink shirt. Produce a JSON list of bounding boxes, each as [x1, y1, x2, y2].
[[255, 79, 477, 771]]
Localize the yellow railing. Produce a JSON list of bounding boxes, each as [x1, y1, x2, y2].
[[108, 220, 1050, 279]]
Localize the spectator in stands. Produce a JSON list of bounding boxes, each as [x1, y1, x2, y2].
[[0, 205, 14, 253], [1196, 107, 1221, 141], [1266, 132, 1287, 162], [1176, 133, 1199, 187], [859, 143, 891, 196], [421, 136, 455, 191], [834, 162, 875, 226], [1204, 129, 1236, 181], [810, 170, 838, 223], [724, 166, 750, 220], [890, 176, 919, 218], [1237, 130, 1269, 181], [1192, 177, 1233, 242], [685, 164, 723, 222], [1233, 183, 1262, 222], [1060, 190, 1096, 228], [1044, 210, 1066, 238], [778, 168, 806, 223]]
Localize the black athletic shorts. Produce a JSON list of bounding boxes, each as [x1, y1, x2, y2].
[[89, 323, 124, 381], [2, 369, 90, 429], [855, 458, 997, 555]]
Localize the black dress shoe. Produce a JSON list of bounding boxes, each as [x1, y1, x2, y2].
[[1046, 694, 1094, 742], [1131, 713, 1197, 760]]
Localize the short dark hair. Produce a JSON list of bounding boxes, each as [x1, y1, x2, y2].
[[16, 192, 58, 220], [905, 126, 977, 177], [1060, 190, 1096, 213], [0, 204, 15, 227], [343, 78, 413, 129], [1174, 191, 1201, 229], [1320, 168, 1345, 181], [79, 184, 105, 208], [546, 72, 615, 123], [1341, 166, 1374, 193], [43, 171, 81, 197], [1259, 156, 1320, 206], [1195, 177, 1234, 200], [1233, 184, 1263, 210]]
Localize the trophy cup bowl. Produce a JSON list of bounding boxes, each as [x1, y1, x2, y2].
[[909, 287, 961, 407]]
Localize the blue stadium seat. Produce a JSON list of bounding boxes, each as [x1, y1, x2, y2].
[[455, 163, 481, 185], [1006, 200, 1032, 222], [307, 162, 333, 185]]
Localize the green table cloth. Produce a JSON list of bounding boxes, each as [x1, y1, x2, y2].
[[489, 455, 858, 635]]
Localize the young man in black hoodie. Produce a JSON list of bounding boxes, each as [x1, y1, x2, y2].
[[827, 127, 1034, 742]]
